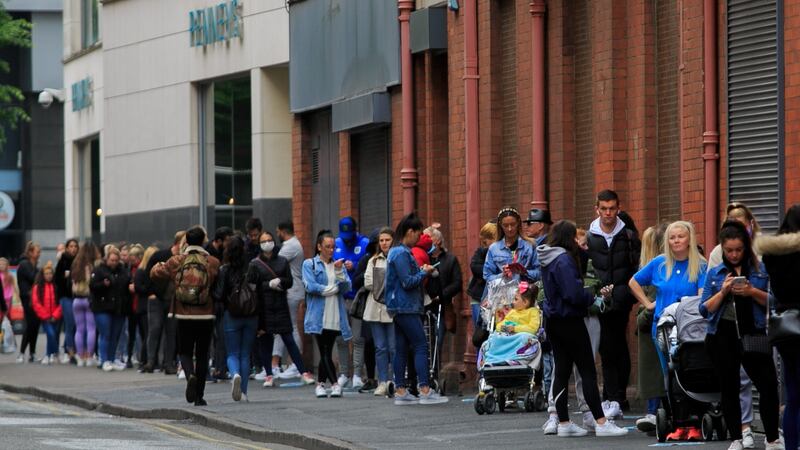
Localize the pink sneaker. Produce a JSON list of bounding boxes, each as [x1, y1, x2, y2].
[[262, 375, 274, 387], [301, 372, 315, 385]]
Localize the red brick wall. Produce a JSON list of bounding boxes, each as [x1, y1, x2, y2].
[[784, 0, 800, 207]]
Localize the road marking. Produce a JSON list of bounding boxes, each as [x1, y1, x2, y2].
[[144, 420, 271, 450]]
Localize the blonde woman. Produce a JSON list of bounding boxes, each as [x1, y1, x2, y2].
[[634, 223, 668, 433], [468, 222, 497, 328], [629, 220, 708, 440]]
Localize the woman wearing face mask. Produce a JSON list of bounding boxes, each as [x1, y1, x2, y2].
[[90, 246, 131, 372], [303, 230, 353, 398], [251, 231, 315, 388], [363, 227, 395, 397], [483, 207, 540, 286], [629, 221, 707, 441], [700, 221, 781, 450]]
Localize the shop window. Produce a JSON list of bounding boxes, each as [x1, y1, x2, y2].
[[81, 0, 99, 48], [213, 77, 252, 230]]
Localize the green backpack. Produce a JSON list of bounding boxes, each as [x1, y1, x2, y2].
[[175, 252, 209, 306]]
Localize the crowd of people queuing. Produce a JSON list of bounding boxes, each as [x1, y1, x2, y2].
[[0, 190, 798, 449]]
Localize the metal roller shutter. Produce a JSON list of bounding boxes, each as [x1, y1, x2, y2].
[[310, 110, 340, 234], [353, 128, 391, 233], [727, 0, 781, 232]]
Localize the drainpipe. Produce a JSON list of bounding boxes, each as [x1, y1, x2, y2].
[[399, 0, 417, 214], [702, 0, 719, 253], [530, 0, 547, 210], [463, 0, 480, 367]]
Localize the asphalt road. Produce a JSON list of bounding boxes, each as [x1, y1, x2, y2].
[[0, 390, 298, 450]]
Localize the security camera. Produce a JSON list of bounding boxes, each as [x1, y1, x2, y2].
[[38, 88, 65, 109], [38, 90, 54, 108]]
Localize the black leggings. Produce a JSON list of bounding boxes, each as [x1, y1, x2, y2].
[[20, 302, 40, 356], [599, 310, 631, 403], [315, 330, 340, 384], [547, 316, 604, 422], [127, 314, 147, 363], [705, 320, 780, 442]]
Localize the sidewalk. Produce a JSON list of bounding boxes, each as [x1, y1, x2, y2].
[[0, 342, 710, 450]]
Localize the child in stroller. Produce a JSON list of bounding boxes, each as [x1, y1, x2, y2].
[[654, 296, 726, 442], [475, 280, 544, 414]]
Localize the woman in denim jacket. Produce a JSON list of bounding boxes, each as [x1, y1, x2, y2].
[[482, 207, 540, 286], [700, 220, 781, 450], [302, 230, 352, 398], [386, 213, 448, 405]]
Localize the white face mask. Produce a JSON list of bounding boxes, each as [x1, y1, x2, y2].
[[260, 242, 275, 253]]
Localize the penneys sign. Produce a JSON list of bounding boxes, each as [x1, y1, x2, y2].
[[189, 0, 243, 48]]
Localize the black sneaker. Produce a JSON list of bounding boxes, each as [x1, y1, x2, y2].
[[141, 363, 154, 373], [186, 375, 198, 404], [164, 365, 178, 375], [359, 379, 378, 393], [194, 398, 207, 406], [125, 359, 133, 369]]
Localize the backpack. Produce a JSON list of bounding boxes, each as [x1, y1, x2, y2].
[[175, 252, 209, 306], [227, 270, 257, 317]]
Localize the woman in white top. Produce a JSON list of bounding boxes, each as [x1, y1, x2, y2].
[[363, 227, 395, 397], [302, 230, 352, 398]]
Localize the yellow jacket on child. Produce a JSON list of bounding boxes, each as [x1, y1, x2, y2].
[[496, 307, 541, 335]]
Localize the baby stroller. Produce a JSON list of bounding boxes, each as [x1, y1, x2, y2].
[[474, 278, 545, 415], [654, 296, 727, 442]]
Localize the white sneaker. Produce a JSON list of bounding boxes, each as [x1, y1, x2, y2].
[[271, 366, 282, 378], [393, 390, 419, 405], [254, 369, 267, 381], [351, 375, 364, 390], [602, 400, 623, 420], [113, 360, 126, 371], [764, 437, 785, 450], [102, 361, 114, 372], [728, 439, 745, 450], [59, 353, 71, 364], [374, 382, 389, 397], [41, 355, 51, 365], [231, 374, 242, 401], [557, 422, 588, 437], [240, 394, 248, 403], [315, 384, 328, 398], [178, 369, 186, 380], [330, 383, 343, 397], [636, 414, 657, 433], [337, 374, 349, 388], [419, 389, 448, 405], [262, 375, 274, 388], [595, 420, 629, 436], [279, 364, 300, 379], [582, 411, 597, 431], [742, 427, 755, 448], [76, 358, 85, 368], [543, 415, 559, 435], [15, 354, 24, 364]]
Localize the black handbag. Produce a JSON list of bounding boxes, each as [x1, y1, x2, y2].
[[349, 287, 368, 320], [742, 332, 771, 355], [768, 308, 800, 346]]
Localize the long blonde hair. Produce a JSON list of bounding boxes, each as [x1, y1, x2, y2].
[[640, 222, 669, 269], [662, 221, 705, 283], [139, 246, 158, 271]]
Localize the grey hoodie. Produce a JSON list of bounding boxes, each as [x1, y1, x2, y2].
[[537, 244, 566, 268]]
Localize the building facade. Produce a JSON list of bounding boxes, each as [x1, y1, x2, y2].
[[63, 0, 293, 245], [0, 0, 64, 263], [289, 0, 795, 387]]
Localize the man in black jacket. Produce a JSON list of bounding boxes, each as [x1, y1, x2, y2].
[[586, 189, 640, 416], [425, 227, 463, 379]]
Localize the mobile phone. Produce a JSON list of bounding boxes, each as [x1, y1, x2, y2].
[[732, 276, 747, 285]]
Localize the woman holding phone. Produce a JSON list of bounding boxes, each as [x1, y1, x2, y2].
[[700, 220, 781, 450], [483, 207, 540, 285], [302, 230, 353, 398]]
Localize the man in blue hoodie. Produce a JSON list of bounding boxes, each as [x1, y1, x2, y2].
[[333, 217, 371, 389]]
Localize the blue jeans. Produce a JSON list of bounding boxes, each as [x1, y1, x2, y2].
[[59, 297, 75, 353], [779, 345, 800, 450], [223, 313, 258, 394], [95, 313, 125, 364], [393, 314, 429, 388], [369, 321, 395, 382], [42, 320, 61, 357], [471, 303, 481, 329]]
